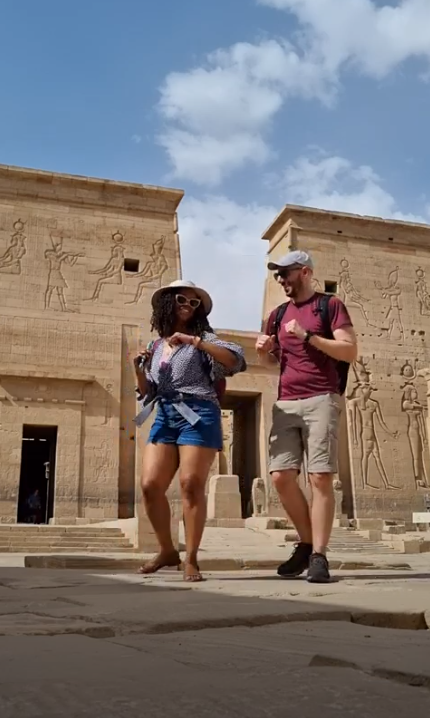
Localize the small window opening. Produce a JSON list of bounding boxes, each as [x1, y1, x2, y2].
[[324, 280, 338, 294], [124, 258, 139, 273]]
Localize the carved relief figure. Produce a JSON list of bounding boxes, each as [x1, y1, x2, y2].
[[218, 410, 233, 475], [44, 233, 84, 311], [348, 382, 398, 490], [125, 236, 168, 305], [252, 478, 268, 516], [103, 383, 114, 426], [88, 232, 125, 301], [375, 267, 404, 341], [311, 277, 322, 292], [415, 267, 430, 316], [339, 258, 370, 325], [0, 220, 27, 274], [402, 384, 429, 489]]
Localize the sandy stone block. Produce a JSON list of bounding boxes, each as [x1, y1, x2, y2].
[[206, 475, 242, 520]]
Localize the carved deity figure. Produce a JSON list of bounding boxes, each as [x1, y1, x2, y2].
[[251, 478, 268, 517], [44, 234, 84, 311], [415, 268, 430, 316], [88, 232, 125, 301], [126, 236, 168, 305], [0, 220, 27, 274], [402, 384, 429, 489], [375, 267, 404, 341], [338, 258, 370, 325], [348, 384, 398, 490]]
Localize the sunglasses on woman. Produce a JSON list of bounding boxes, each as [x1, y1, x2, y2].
[[175, 294, 201, 309]]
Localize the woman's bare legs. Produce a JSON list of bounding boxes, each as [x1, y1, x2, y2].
[[139, 443, 180, 574], [178, 445, 217, 582]]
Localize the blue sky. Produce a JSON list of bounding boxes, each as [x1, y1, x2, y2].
[[1, 0, 430, 329]]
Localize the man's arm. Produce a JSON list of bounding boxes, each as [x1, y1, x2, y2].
[[308, 325, 358, 363], [256, 315, 280, 366]]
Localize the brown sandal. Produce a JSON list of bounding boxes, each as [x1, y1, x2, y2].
[[137, 550, 181, 575]]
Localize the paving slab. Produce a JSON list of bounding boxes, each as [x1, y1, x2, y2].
[[112, 620, 430, 687], [0, 567, 429, 636], [0, 632, 430, 717]]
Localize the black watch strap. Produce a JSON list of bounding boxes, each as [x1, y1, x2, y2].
[[303, 330, 314, 344]]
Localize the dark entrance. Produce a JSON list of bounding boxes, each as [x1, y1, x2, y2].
[[222, 393, 260, 518], [17, 425, 58, 524]]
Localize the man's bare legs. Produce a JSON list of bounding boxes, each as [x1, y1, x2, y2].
[[271, 469, 312, 544], [308, 472, 335, 555], [272, 469, 335, 580]]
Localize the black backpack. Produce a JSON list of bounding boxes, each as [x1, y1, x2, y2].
[[272, 294, 350, 396]]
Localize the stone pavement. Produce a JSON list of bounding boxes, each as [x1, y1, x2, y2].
[[19, 524, 419, 571], [1, 566, 430, 716]]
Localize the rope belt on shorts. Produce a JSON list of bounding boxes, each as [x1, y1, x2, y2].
[[133, 391, 201, 428]]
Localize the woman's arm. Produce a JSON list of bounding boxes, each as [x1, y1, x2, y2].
[[133, 351, 151, 398], [193, 336, 238, 370]]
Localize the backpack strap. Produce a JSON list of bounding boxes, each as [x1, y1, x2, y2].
[[317, 294, 333, 338], [272, 302, 289, 340]]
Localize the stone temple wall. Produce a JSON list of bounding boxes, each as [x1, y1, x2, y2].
[[262, 206, 430, 520], [0, 164, 183, 523]]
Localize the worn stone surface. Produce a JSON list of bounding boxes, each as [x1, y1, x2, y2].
[[1, 633, 430, 717], [1, 567, 430, 714], [0, 566, 430, 637]]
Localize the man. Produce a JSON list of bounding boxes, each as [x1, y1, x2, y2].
[[256, 250, 357, 583]]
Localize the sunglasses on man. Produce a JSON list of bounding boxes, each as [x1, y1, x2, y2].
[[274, 264, 304, 281]]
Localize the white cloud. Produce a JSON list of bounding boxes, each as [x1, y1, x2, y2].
[[280, 152, 429, 223], [131, 134, 142, 144], [178, 196, 277, 329], [158, 39, 333, 185], [178, 155, 429, 330], [159, 1, 430, 184], [259, 0, 430, 78]]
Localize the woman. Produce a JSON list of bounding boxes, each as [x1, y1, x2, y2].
[[134, 280, 246, 582]]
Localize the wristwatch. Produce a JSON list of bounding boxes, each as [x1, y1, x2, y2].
[[303, 330, 314, 344]]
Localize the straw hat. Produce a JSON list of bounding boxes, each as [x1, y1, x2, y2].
[[151, 280, 213, 315]]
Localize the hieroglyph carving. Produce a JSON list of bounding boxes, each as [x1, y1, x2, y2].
[[0, 220, 27, 274], [45, 234, 84, 312], [415, 268, 430, 316], [338, 258, 370, 325], [400, 361, 429, 489], [347, 362, 398, 490], [125, 236, 168, 305], [375, 267, 404, 341], [88, 232, 125, 301]]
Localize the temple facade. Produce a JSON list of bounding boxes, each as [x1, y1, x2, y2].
[[1, 163, 430, 528]]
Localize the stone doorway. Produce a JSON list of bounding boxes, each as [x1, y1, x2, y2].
[[17, 425, 58, 524], [221, 393, 260, 518]]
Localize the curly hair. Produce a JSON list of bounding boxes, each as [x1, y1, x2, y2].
[[150, 290, 213, 338]]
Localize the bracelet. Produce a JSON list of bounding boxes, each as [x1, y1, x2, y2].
[[193, 336, 203, 349]]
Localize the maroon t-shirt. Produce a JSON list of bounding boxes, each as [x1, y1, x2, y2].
[[266, 293, 353, 400]]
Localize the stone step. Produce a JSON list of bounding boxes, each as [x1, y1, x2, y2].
[[0, 545, 135, 553], [0, 527, 123, 536], [0, 540, 133, 549]]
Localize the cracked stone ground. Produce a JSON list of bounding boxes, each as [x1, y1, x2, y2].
[[0, 567, 430, 716]]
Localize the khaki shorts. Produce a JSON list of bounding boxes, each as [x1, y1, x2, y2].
[[268, 393, 341, 474]]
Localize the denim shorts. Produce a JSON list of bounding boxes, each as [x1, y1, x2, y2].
[[148, 398, 223, 450]]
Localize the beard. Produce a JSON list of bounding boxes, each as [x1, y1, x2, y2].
[[284, 277, 303, 298]]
